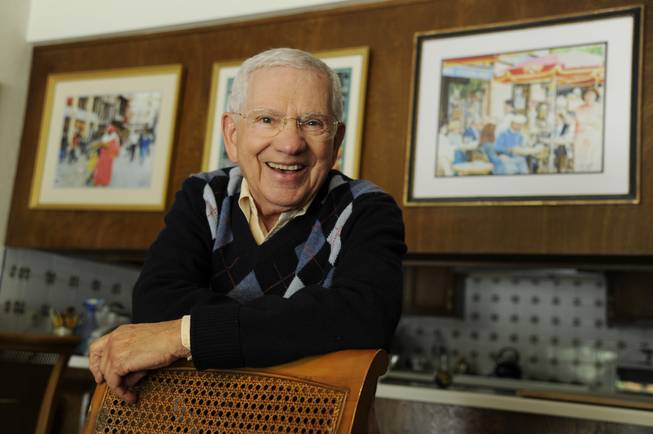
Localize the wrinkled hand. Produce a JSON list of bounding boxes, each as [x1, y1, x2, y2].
[[89, 319, 190, 403]]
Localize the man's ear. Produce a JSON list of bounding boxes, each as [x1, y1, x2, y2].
[[222, 113, 239, 163], [331, 123, 346, 165]]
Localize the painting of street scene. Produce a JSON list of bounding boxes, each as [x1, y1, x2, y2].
[[436, 43, 606, 177], [54, 91, 161, 188]]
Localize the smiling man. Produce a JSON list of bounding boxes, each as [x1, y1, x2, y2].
[[89, 48, 406, 404]]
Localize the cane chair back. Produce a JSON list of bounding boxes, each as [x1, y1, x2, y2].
[[83, 349, 388, 434]]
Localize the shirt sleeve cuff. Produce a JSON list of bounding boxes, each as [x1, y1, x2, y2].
[[181, 314, 192, 351]]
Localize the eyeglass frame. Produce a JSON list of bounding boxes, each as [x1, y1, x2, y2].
[[229, 109, 343, 139]]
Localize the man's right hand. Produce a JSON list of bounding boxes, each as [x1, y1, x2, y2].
[[89, 319, 190, 403]]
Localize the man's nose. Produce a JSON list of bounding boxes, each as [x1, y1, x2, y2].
[[274, 118, 306, 154]]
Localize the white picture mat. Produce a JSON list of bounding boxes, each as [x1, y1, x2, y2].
[[207, 64, 240, 172], [38, 72, 179, 206], [411, 15, 634, 200], [322, 54, 365, 177]]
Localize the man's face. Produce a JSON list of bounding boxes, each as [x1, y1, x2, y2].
[[222, 66, 344, 219]]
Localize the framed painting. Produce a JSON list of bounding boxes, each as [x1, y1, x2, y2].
[[405, 6, 642, 206], [202, 47, 369, 178], [29, 65, 182, 211]]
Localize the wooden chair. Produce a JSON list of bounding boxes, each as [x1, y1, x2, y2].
[[0, 331, 80, 434], [82, 349, 388, 434]]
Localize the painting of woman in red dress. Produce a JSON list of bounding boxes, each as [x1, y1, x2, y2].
[[94, 125, 121, 186]]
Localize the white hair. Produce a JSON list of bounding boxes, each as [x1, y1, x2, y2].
[[227, 48, 344, 121]]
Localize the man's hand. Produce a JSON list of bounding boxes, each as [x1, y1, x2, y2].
[[89, 319, 190, 403]]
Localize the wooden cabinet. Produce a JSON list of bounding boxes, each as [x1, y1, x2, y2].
[[607, 271, 653, 327], [6, 0, 653, 255], [402, 264, 463, 317], [52, 368, 95, 434], [0, 361, 51, 434], [375, 398, 653, 434]]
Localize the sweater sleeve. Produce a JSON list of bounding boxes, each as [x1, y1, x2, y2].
[[190, 192, 406, 369], [132, 177, 240, 351]]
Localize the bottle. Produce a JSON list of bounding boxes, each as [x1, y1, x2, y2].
[[435, 345, 452, 388], [432, 330, 452, 388], [77, 298, 103, 355]]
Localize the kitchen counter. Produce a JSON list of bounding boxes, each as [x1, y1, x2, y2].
[[376, 380, 653, 428]]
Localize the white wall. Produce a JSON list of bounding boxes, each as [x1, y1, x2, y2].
[[0, 0, 32, 246], [27, 0, 368, 43]]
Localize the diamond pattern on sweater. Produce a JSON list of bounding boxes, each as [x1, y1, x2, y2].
[[326, 173, 347, 196], [327, 202, 352, 265], [295, 221, 326, 271], [350, 179, 382, 198], [226, 166, 242, 196], [323, 267, 335, 288], [283, 275, 305, 298], [227, 271, 263, 303], [214, 196, 233, 251], [203, 184, 218, 240]]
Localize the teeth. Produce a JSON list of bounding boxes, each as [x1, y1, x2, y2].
[[267, 162, 304, 171]]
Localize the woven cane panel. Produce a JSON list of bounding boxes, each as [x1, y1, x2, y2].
[[93, 368, 347, 434]]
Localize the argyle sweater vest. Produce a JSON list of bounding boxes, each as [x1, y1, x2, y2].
[[197, 166, 382, 301]]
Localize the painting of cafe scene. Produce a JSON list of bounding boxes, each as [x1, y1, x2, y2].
[[435, 43, 605, 178]]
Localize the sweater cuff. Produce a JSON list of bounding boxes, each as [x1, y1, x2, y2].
[[190, 303, 242, 369]]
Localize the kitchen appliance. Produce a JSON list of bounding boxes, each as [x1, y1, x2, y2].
[[493, 347, 522, 379], [616, 349, 653, 395]]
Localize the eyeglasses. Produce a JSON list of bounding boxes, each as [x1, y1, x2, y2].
[[231, 109, 341, 138]]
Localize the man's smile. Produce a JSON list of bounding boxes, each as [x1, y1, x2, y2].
[[266, 162, 307, 173]]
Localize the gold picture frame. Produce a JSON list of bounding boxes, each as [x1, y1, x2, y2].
[[202, 47, 369, 179], [30, 64, 182, 211], [404, 6, 643, 206]]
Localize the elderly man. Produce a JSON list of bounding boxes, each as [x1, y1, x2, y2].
[[89, 48, 406, 404]]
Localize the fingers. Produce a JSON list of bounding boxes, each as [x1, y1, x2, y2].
[[104, 361, 138, 403], [115, 372, 147, 403], [124, 371, 148, 388], [90, 328, 138, 402], [89, 352, 103, 384], [90, 321, 185, 403], [89, 335, 108, 384], [110, 382, 137, 404], [102, 361, 146, 404], [122, 389, 138, 404]]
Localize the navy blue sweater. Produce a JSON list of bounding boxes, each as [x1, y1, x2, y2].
[[132, 167, 406, 369]]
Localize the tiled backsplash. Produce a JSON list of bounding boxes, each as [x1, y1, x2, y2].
[[0, 247, 138, 333], [1, 247, 651, 388], [395, 269, 652, 388]]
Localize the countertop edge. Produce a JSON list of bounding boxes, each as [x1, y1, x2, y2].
[[376, 383, 653, 428]]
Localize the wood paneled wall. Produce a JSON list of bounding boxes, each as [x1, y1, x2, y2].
[[7, 0, 653, 255]]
